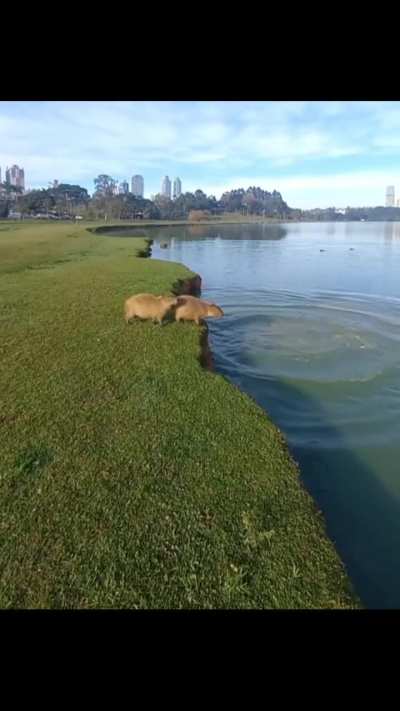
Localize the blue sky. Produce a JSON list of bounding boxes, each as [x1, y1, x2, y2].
[[1, 101, 400, 208]]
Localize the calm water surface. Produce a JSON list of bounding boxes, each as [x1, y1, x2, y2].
[[110, 222, 400, 608]]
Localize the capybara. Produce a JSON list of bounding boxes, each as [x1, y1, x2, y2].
[[124, 293, 179, 324], [174, 294, 224, 325]]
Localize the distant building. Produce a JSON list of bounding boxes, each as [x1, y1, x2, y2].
[[161, 176, 171, 199], [131, 175, 144, 197], [119, 181, 129, 195], [5, 165, 25, 191], [173, 177, 182, 199], [0, 166, 2, 183], [386, 185, 395, 207], [397, 198, 400, 208]]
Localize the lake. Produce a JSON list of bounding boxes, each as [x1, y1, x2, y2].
[[108, 221, 400, 608]]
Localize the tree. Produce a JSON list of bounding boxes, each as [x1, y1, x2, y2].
[[48, 184, 90, 217], [7, 180, 293, 222], [93, 175, 117, 197], [16, 189, 55, 216], [0, 198, 10, 218], [53, 184, 89, 203], [220, 188, 245, 212], [218, 186, 292, 217]]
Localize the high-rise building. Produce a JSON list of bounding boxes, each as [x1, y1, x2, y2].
[[119, 180, 129, 195], [0, 166, 2, 184], [161, 176, 171, 199], [173, 177, 182, 199], [386, 185, 395, 207], [397, 197, 400, 208], [6, 165, 25, 191], [131, 175, 144, 197]]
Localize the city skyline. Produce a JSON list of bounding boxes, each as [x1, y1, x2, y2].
[[386, 185, 395, 207], [161, 175, 171, 199], [4, 164, 25, 191], [131, 174, 144, 197], [1, 101, 400, 208], [173, 177, 182, 199], [1, 161, 399, 210]]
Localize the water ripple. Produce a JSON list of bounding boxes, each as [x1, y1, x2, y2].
[[206, 289, 400, 450]]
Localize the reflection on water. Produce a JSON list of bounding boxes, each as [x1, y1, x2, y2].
[[384, 221, 400, 241], [102, 222, 288, 242], [103, 221, 400, 607]]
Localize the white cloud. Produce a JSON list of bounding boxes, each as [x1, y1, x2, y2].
[[1, 101, 400, 204], [0, 100, 368, 171]]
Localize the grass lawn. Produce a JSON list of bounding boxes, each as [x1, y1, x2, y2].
[[0, 220, 360, 608]]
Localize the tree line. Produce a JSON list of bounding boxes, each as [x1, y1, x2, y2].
[[0, 175, 292, 220], [295, 206, 400, 221], [2, 175, 400, 221]]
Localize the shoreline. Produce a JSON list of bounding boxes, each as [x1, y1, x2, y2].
[[0, 221, 361, 607], [85, 217, 287, 231], [136, 227, 362, 605], [140, 236, 214, 370]]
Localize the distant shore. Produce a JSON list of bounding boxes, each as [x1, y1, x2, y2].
[[7, 212, 400, 227]]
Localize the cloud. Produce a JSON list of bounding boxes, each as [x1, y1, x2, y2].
[[1, 101, 400, 205]]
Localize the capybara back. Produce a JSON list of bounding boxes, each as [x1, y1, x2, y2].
[[124, 293, 178, 324]]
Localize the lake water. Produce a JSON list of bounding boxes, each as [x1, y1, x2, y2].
[[109, 222, 400, 608]]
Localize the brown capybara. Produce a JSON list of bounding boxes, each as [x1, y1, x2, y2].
[[174, 294, 224, 325], [124, 293, 179, 325]]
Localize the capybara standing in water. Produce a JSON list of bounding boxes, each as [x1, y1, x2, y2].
[[174, 294, 224, 325], [124, 293, 179, 325]]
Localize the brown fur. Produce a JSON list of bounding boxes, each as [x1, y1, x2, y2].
[[174, 294, 224, 325], [124, 293, 179, 324]]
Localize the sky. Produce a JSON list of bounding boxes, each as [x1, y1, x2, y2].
[[1, 100, 400, 209]]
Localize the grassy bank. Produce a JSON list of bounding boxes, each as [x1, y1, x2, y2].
[[0, 221, 360, 608], [4, 213, 286, 231]]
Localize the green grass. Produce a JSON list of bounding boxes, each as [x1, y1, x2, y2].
[[0, 221, 360, 608]]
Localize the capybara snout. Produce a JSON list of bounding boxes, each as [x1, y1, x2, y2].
[[174, 295, 224, 324], [207, 304, 224, 318]]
